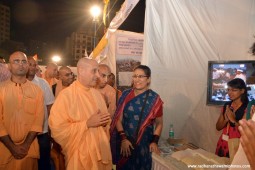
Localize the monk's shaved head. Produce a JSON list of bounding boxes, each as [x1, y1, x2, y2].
[[59, 66, 71, 73], [46, 62, 58, 68], [96, 64, 112, 89], [77, 57, 99, 88], [98, 64, 111, 72], [9, 51, 27, 62], [58, 66, 74, 86], [9, 51, 28, 77], [27, 56, 37, 77], [45, 62, 58, 78], [77, 58, 98, 68], [59, 66, 72, 77]]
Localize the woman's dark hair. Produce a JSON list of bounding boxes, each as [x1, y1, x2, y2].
[[134, 65, 151, 77], [227, 78, 248, 104]]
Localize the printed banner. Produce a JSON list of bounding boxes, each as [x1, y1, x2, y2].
[[116, 33, 144, 89], [92, 0, 140, 59], [107, 0, 140, 37]]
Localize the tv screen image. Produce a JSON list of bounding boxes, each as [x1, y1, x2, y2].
[[207, 60, 255, 105]]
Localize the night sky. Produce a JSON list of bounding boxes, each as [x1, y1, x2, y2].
[[0, 0, 145, 51]]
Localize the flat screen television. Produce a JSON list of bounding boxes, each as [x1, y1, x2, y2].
[[207, 60, 255, 106]]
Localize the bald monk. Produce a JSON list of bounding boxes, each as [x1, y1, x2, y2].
[[52, 66, 74, 97], [49, 58, 112, 170], [95, 64, 116, 117], [0, 51, 44, 170], [51, 66, 74, 170], [42, 62, 58, 86]]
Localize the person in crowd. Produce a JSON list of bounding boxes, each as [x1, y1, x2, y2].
[[230, 115, 255, 170], [26, 57, 55, 170], [238, 118, 255, 169], [107, 73, 115, 87], [110, 65, 163, 170], [212, 68, 220, 80], [42, 62, 58, 86], [51, 66, 74, 170], [0, 56, 6, 64], [95, 64, 116, 117], [36, 65, 43, 78], [234, 69, 246, 82], [52, 66, 74, 97], [0, 51, 44, 170], [0, 61, 11, 82], [229, 41, 255, 170], [107, 73, 122, 104], [215, 78, 248, 158], [49, 58, 112, 170]]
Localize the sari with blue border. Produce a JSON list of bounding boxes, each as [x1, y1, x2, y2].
[[110, 88, 163, 170]]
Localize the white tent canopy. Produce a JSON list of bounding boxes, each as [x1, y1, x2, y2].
[[142, 0, 255, 152]]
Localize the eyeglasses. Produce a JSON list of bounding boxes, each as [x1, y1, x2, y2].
[[11, 59, 28, 65], [132, 75, 149, 79]]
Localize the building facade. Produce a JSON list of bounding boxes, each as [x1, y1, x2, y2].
[[0, 4, 10, 45], [65, 31, 94, 62]]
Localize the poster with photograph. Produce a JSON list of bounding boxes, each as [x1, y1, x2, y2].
[[116, 33, 144, 91]]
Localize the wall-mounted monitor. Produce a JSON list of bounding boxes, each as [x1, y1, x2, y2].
[[207, 60, 255, 106]]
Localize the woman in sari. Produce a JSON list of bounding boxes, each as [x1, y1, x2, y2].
[[215, 78, 248, 158], [110, 65, 163, 170]]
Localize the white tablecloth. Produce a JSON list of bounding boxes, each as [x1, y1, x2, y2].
[[152, 153, 190, 170], [152, 149, 230, 170]]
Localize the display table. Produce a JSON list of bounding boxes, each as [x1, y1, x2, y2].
[[152, 141, 230, 170], [152, 153, 190, 170]]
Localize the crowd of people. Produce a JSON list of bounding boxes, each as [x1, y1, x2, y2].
[[0, 51, 163, 170], [0, 51, 255, 170]]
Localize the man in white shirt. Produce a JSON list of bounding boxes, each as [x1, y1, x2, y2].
[[27, 57, 55, 170]]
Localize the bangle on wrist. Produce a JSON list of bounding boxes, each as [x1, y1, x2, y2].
[[118, 130, 127, 141], [120, 134, 127, 141], [118, 130, 124, 135]]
